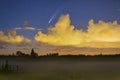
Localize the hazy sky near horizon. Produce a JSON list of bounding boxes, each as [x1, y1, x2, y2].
[[0, 0, 120, 55]]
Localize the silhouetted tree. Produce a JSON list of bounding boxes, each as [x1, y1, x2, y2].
[[16, 51, 23, 56], [30, 48, 38, 57], [16, 51, 26, 56], [47, 53, 59, 56], [12, 52, 15, 56]]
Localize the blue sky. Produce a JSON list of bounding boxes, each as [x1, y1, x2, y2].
[[0, 0, 120, 55], [0, 0, 120, 39]]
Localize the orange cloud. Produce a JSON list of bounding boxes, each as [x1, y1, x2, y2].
[[35, 14, 85, 46], [35, 14, 120, 48], [86, 20, 120, 42], [0, 30, 31, 44]]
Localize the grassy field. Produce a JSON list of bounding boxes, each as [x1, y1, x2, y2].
[[0, 57, 120, 80]]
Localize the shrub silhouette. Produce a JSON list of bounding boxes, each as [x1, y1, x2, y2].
[[16, 51, 25, 56], [47, 53, 59, 56], [16, 51, 29, 57]]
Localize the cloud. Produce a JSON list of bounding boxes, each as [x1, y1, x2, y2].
[[15, 27, 37, 30], [15, 21, 42, 31], [35, 14, 85, 45], [37, 28, 42, 31], [35, 14, 120, 48], [0, 30, 31, 44], [15, 21, 36, 30], [15, 27, 36, 31], [24, 27, 36, 30], [23, 21, 36, 30], [15, 27, 22, 30], [86, 20, 120, 42], [24, 38, 31, 43]]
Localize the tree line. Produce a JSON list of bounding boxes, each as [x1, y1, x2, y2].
[[15, 48, 38, 57]]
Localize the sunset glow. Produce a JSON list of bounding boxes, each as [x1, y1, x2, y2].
[[0, 0, 120, 55], [35, 14, 120, 48]]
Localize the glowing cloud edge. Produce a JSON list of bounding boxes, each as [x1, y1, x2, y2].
[[35, 14, 120, 48]]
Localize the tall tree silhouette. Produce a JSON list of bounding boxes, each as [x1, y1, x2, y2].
[[30, 48, 38, 57]]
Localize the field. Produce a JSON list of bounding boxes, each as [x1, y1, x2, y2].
[[0, 56, 120, 80]]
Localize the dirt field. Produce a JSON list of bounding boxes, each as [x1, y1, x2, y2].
[[0, 57, 120, 80]]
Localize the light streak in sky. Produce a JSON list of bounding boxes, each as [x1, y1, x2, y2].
[[48, 8, 61, 24], [48, 14, 56, 23]]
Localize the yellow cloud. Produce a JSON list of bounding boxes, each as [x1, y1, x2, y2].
[[0, 30, 31, 44], [24, 38, 31, 43], [35, 14, 85, 46], [87, 20, 120, 42], [35, 14, 120, 48]]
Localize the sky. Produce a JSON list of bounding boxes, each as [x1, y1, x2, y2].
[[0, 0, 120, 55]]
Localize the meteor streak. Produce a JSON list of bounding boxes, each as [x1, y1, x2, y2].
[[48, 14, 56, 23], [48, 9, 61, 24]]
